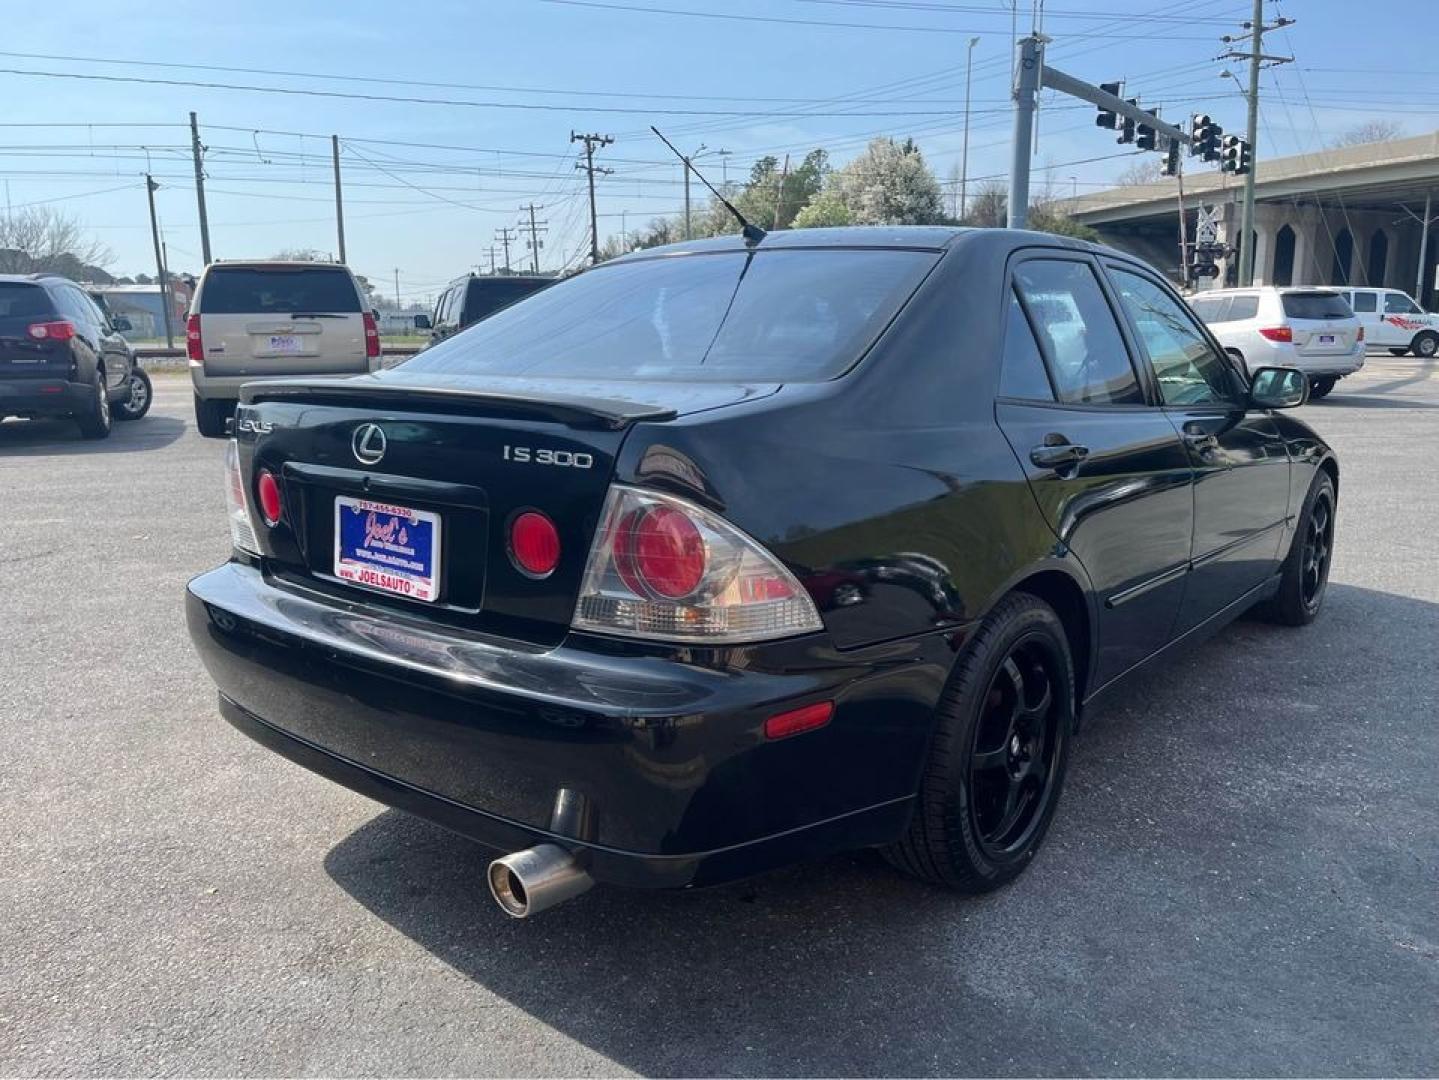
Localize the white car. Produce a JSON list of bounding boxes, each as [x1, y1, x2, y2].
[[1186, 287, 1364, 399], [1336, 287, 1439, 358]]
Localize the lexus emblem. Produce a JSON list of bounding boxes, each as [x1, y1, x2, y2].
[[352, 423, 387, 465]]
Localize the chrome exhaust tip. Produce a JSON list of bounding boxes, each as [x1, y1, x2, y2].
[[487, 843, 593, 918]]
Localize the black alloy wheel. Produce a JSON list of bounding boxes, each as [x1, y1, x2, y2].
[[1259, 471, 1336, 626], [1299, 486, 1334, 614]]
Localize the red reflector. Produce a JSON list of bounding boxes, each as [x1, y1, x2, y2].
[[186, 314, 204, 364], [27, 320, 76, 341], [510, 511, 560, 577], [765, 702, 834, 740], [631, 506, 705, 599], [256, 469, 282, 526], [1258, 325, 1293, 342], [39, 385, 63, 394]]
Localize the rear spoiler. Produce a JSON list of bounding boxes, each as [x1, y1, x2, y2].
[[240, 377, 678, 430]]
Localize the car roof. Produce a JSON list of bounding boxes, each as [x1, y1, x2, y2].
[[203, 260, 355, 271], [1197, 286, 1341, 296], [0, 273, 66, 285]]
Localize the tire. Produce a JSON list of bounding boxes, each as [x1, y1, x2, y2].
[[1257, 471, 1335, 627], [1308, 376, 1336, 400], [1388, 347, 1409, 356], [114, 367, 152, 421], [194, 394, 232, 438], [75, 369, 112, 440], [1411, 331, 1438, 358], [885, 592, 1074, 893]]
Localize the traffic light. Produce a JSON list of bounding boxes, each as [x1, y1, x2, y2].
[[1234, 139, 1253, 176], [1117, 99, 1139, 144], [1136, 110, 1160, 152], [1203, 121, 1224, 163], [1220, 134, 1243, 173], [1161, 139, 1182, 177], [1190, 114, 1214, 157], [1095, 81, 1123, 130]]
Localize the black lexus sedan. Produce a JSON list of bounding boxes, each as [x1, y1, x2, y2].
[[186, 227, 1336, 917]]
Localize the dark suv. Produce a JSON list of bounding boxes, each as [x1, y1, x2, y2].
[[188, 227, 1335, 917], [0, 274, 149, 438], [429, 273, 554, 344]]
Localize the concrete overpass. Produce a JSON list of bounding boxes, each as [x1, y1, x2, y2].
[[1066, 131, 1439, 305]]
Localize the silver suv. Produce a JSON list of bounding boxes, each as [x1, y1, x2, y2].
[[1187, 287, 1364, 400], [187, 261, 380, 437]]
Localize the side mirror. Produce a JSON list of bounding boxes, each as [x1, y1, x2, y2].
[[1249, 366, 1309, 409], [110, 315, 133, 333], [412, 313, 431, 330]]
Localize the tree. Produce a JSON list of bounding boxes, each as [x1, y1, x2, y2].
[[828, 137, 946, 226], [792, 191, 854, 229], [961, 180, 1008, 227], [0, 207, 111, 277], [270, 247, 331, 262], [1114, 158, 1165, 186], [1330, 120, 1405, 148]]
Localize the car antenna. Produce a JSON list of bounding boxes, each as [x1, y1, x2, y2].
[[650, 126, 766, 246]]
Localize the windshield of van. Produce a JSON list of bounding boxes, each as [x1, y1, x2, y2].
[[404, 248, 938, 382], [199, 266, 362, 315]]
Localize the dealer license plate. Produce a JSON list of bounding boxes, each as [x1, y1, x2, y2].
[[266, 334, 303, 354], [333, 496, 441, 602]]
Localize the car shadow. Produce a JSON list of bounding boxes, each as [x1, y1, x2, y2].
[[322, 583, 1438, 1076], [1308, 394, 1439, 409], [0, 414, 186, 455]]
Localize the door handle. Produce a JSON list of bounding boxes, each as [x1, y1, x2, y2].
[[1030, 440, 1089, 470]]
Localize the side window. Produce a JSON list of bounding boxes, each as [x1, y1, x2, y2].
[[1109, 268, 1236, 406], [57, 286, 92, 325], [1227, 294, 1259, 321], [998, 288, 1054, 400], [1013, 259, 1142, 406], [1352, 291, 1378, 313], [438, 287, 457, 327], [77, 290, 108, 328], [1384, 292, 1421, 315]]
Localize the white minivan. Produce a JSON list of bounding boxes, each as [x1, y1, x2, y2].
[[1187, 287, 1364, 399], [187, 261, 380, 437], [1337, 287, 1439, 358]]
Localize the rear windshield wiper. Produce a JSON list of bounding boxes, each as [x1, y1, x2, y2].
[[288, 311, 347, 319]]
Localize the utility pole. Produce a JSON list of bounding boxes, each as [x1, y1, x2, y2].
[[489, 245, 497, 275], [393, 268, 400, 309], [571, 131, 613, 265], [189, 111, 211, 265], [1008, 36, 1044, 229], [1222, 7, 1293, 285], [520, 203, 548, 273], [495, 227, 516, 273], [144, 175, 173, 348], [331, 135, 347, 264], [772, 154, 790, 231], [961, 36, 979, 220]]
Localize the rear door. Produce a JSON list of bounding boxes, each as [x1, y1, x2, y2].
[[1282, 290, 1359, 357], [1348, 289, 1387, 345], [196, 265, 366, 377], [1106, 264, 1291, 631], [994, 253, 1195, 688], [0, 282, 73, 382]]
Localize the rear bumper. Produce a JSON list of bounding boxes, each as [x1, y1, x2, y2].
[[192, 366, 378, 401], [1244, 340, 1365, 378], [186, 561, 955, 887], [0, 377, 91, 417]]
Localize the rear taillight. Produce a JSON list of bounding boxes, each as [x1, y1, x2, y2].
[[255, 468, 283, 527], [573, 485, 822, 644], [186, 314, 204, 366], [1357, 326, 1365, 342], [26, 320, 76, 341], [1258, 326, 1293, 342], [224, 440, 261, 555], [363, 312, 381, 359]]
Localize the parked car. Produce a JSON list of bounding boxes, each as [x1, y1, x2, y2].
[[1336, 286, 1439, 358], [187, 260, 380, 438], [429, 273, 554, 344], [0, 273, 150, 439], [187, 228, 1336, 917], [1186, 286, 1363, 399]]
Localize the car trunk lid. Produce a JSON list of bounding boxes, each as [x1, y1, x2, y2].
[[0, 285, 69, 379], [237, 373, 778, 645], [1281, 292, 1359, 356]]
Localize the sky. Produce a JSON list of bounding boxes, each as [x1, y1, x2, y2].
[[2, 0, 1434, 308]]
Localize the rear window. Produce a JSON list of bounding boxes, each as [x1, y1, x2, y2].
[[464, 278, 551, 323], [0, 282, 53, 319], [199, 266, 361, 315], [406, 248, 939, 382], [1281, 292, 1351, 320]]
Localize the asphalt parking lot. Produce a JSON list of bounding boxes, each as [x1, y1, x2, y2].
[[1, 360, 1436, 1077]]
